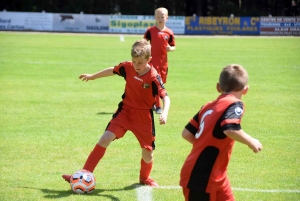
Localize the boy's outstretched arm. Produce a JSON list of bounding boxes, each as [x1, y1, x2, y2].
[[159, 96, 170, 125], [79, 67, 115, 82], [224, 129, 263, 153]]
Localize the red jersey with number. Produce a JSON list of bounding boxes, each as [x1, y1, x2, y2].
[[113, 61, 167, 109], [144, 26, 175, 70], [180, 94, 245, 191]]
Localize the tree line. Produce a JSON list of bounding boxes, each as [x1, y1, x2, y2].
[[0, 0, 298, 16]]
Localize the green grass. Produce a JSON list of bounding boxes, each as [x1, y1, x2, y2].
[[0, 32, 299, 201]]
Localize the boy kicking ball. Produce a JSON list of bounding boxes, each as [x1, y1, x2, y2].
[[62, 39, 170, 187]]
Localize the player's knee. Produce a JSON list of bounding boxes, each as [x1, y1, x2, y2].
[[142, 149, 153, 163], [142, 157, 153, 163], [98, 132, 115, 147]]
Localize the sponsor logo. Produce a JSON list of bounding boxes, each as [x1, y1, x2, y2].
[[86, 26, 108, 30], [142, 83, 150, 88], [0, 18, 11, 23], [60, 15, 73, 22], [134, 76, 143, 82], [235, 107, 243, 115]]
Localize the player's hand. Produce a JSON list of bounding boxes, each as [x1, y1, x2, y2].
[[248, 138, 263, 153], [79, 74, 94, 82], [166, 45, 171, 52], [159, 113, 167, 125]]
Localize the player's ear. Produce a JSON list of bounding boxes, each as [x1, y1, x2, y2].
[[242, 85, 249, 95], [148, 56, 152, 63], [216, 83, 221, 93]]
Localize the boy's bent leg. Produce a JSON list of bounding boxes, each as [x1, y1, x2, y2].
[[61, 144, 106, 184], [62, 131, 116, 183], [82, 143, 107, 172], [139, 148, 158, 187], [83, 131, 116, 172]]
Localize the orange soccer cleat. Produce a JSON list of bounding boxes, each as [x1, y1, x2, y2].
[[62, 174, 71, 183], [140, 177, 159, 187]]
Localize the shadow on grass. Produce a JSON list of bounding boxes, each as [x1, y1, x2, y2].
[[22, 183, 141, 200], [97, 112, 114, 115]]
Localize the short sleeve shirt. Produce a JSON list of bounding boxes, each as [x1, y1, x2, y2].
[[144, 26, 175, 69], [113, 61, 168, 109], [180, 94, 245, 191]]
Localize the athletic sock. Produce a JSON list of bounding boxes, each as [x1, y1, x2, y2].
[[139, 159, 153, 180], [83, 143, 106, 172]]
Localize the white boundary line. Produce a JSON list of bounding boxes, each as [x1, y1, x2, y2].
[[149, 185, 300, 193], [136, 186, 153, 201], [232, 187, 300, 193], [136, 185, 300, 201]]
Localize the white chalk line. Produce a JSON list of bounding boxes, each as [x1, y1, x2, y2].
[[136, 185, 300, 201], [152, 186, 300, 193], [136, 186, 153, 201]]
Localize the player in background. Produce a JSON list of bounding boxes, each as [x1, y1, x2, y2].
[[144, 7, 176, 114], [62, 39, 170, 187], [180, 64, 262, 200]]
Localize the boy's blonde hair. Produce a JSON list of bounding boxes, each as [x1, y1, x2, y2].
[[131, 39, 151, 59], [155, 7, 168, 16], [219, 64, 248, 93]]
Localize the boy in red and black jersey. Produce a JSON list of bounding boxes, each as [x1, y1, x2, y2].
[[180, 64, 262, 201], [62, 39, 170, 187], [144, 7, 176, 114]]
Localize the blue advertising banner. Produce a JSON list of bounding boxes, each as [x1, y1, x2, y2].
[[185, 16, 260, 35]]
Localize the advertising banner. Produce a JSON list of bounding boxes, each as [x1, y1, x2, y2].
[[0, 12, 52, 31], [109, 15, 185, 34], [260, 17, 300, 36], [185, 16, 260, 35], [166, 16, 185, 34], [52, 13, 109, 32]]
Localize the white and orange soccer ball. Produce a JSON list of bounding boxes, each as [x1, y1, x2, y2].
[[70, 169, 96, 194]]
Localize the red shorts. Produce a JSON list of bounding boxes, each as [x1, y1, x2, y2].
[[154, 66, 168, 84], [182, 177, 234, 201], [106, 103, 156, 151]]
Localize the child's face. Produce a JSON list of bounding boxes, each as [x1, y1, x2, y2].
[[155, 11, 168, 25], [132, 56, 151, 75]]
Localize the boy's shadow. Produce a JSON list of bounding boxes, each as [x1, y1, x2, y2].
[[22, 183, 141, 201], [97, 112, 114, 115]]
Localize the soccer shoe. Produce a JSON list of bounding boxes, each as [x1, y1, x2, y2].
[[140, 177, 159, 187], [62, 174, 71, 183], [155, 107, 162, 114]]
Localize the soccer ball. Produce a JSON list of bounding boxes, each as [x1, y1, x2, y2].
[[70, 169, 96, 194]]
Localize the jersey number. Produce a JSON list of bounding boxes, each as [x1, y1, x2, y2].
[[195, 110, 213, 139]]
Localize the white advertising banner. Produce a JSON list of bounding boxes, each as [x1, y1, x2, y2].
[[166, 16, 185, 34], [52, 13, 109, 33], [109, 15, 185, 34], [24, 12, 53, 30], [0, 12, 52, 31], [0, 12, 184, 34]]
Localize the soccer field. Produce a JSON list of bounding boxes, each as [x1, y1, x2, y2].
[[0, 32, 299, 201]]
